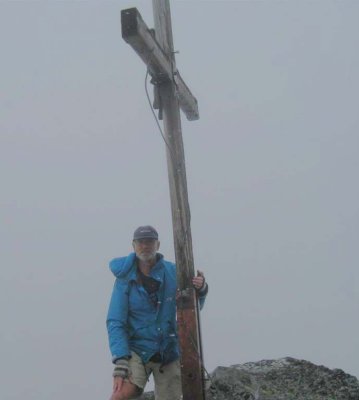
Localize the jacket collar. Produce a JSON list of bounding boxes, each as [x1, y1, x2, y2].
[[128, 253, 165, 283]]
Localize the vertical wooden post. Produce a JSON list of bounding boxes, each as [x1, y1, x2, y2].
[[152, 1, 206, 399], [121, 2, 205, 398]]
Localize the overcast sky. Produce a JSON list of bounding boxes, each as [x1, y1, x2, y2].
[[1, 1, 358, 399]]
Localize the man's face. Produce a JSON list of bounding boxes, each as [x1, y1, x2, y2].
[[132, 238, 160, 262]]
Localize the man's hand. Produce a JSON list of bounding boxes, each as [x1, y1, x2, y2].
[[112, 376, 125, 394], [112, 358, 130, 395], [192, 270, 206, 291]]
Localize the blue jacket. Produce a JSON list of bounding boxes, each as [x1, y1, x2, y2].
[[106, 252, 207, 365]]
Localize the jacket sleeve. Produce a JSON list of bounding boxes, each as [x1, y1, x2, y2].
[[106, 279, 131, 363], [198, 282, 208, 310]]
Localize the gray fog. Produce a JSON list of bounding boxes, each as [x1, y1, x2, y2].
[[1, 1, 358, 399]]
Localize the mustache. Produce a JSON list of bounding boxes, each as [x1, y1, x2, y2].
[[137, 251, 157, 261]]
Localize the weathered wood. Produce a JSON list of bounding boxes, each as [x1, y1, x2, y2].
[[121, 8, 172, 83], [177, 288, 205, 399], [174, 71, 199, 121], [121, 7, 199, 121], [121, 1, 205, 398], [158, 81, 194, 289], [152, 1, 206, 399], [152, 82, 205, 393]]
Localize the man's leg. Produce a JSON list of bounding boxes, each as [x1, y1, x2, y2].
[[152, 359, 182, 400], [111, 352, 151, 400], [111, 380, 142, 400]]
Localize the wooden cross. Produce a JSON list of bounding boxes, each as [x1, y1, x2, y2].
[[121, 1, 206, 399]]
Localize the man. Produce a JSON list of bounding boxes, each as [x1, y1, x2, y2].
[[107, 225, 208, 400]]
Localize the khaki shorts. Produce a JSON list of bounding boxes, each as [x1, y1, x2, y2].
[[128, 351, 182, 400]]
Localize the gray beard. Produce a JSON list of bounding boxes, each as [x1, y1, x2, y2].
[[137, 251, 157, 263]]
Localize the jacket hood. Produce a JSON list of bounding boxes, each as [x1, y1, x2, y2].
[[109, 253, 136, 279], [109, 252, 164, 279]]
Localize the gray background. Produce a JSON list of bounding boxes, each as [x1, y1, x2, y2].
[[1, 1, 358, 399]]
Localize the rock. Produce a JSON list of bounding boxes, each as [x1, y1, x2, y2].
[[138, 358, 359, 399], [207, 358, 359, 400]]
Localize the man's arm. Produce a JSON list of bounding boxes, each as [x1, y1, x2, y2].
[[106, 279, 131, 362], [192, 270, 208, 309]]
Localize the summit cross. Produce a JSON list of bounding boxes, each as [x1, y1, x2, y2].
[[121, 1, 206, 399]]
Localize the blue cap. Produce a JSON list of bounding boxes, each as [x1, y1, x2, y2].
[[133, 225, 159, 240]]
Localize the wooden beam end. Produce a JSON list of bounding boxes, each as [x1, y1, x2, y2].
[[121, 8, 139, 40]]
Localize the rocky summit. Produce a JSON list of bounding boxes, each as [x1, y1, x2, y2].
[[138, 357, 359, 400], [207, 357, 359, 400]]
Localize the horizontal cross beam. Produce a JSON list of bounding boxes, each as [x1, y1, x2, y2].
[[121, 7, 199, 121]]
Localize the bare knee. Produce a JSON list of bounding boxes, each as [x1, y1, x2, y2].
[[111, 383, 143, 400]]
